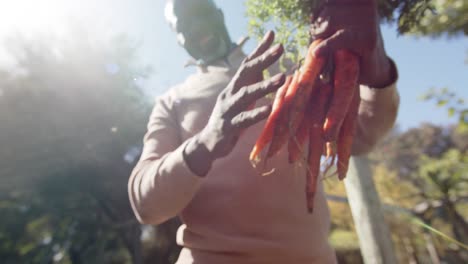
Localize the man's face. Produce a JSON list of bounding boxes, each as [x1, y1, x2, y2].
[[165, 0, 231, 63]]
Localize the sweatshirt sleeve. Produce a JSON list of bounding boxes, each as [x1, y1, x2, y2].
[[128, 92, 204, 225], [352, 59, 400, 155]]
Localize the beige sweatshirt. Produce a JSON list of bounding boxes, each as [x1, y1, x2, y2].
[[128, 47, 399, 264]]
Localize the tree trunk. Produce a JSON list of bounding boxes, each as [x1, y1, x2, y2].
[[344, 156, 398, 264]]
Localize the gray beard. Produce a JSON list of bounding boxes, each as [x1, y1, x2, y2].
[[196, 37, 230, 65]]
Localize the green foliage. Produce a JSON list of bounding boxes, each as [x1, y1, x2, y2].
[[421, 88, 468, 133], [404, 0, 468, 37], [329, 230, 360, 250], [418, 149, 467, 201], [0, 28, 152, 263], [0, 26, 185, 263], [413, 149, 468, 249], [0, 172, 133, 263], [0, 30, 152, 190], [369, 91, 468, 260], [245, 0, 312, 64], [372, 124, 454, 179], [373, 165, 422, 208]]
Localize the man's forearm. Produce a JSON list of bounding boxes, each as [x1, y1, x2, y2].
[[352, 58, 399, 155], [128, 139, 204, 225], [353, 85, 399, 155]]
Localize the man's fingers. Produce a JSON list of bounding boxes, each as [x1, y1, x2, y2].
[[310, 20, 331, 39], [312, 29, 356, 57], [231, 43, 284, 93], [231, 105, 271, 130], [241, 43, 284, 77], [310, 5, 334, 39], [310, 2, 378, 58], [246, 31, 275, 61], [229, 73, 285, 114]]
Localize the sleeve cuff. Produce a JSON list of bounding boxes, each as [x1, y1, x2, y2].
[[360, 57, 399, 101], [360, 80, 398, 102], [366, 57, 399, 89], [165, 139, 206, 184]]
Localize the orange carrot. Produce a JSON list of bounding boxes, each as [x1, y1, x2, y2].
[[298, 39, 325, 85], [288, 39, 326, 139], [249, 75, 293, 166], [288, 115, 309, 164], [306, 81, 332, 213], [336, 84, 360, 180], [267, 40, 326, 159], [322, 49, 359, 141], [266, 70, 300, 159]]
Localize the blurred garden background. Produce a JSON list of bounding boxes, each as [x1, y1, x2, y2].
[[0, 0, 466, 263]]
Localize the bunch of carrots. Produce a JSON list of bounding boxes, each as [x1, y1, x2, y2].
[[249, 39, 361, 213]]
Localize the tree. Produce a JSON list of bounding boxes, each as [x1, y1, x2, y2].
[[416, 149, 468, 243], [0, 31, 151, 190], [422, 88, 468, 133], [371, 123, 454, 178], [0, 29, 181, 263], [369, 90, 468, 262], [403, 0, 468, 37]]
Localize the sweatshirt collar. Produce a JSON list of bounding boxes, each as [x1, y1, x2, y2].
[[184, 36, 249, 73]]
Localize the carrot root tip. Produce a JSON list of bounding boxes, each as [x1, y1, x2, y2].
[[338, 170, 348, 180]]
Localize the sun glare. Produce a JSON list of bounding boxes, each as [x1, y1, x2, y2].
[[0, 0, 70, 36], [0, 0, 120, 69]]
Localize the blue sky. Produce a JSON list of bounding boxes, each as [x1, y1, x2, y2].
[[1, 0, 467, 131]]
